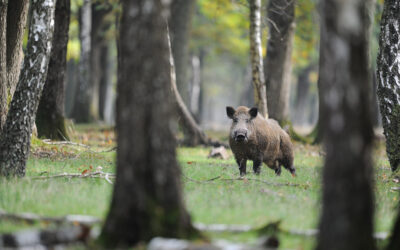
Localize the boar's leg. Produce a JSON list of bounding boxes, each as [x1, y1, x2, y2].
[[236, 158, 247, 177], [274, 161, 282, 176], [253, 159, 262, 175]]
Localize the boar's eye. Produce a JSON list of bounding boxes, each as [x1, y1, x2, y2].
[[245, 119, 250, 123], [233, 118, 238, 123]]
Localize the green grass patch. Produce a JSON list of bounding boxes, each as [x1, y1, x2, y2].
[[0, 127, 398, 249]]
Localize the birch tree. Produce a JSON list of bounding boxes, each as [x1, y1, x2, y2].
[[376, 0, 400, 172], [0, 0, 56, 177], [36, 0, 70, 140], [249, 0, 268, 118]]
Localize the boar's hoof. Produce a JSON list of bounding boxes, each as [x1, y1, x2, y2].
[[274, 167, 281, 176]]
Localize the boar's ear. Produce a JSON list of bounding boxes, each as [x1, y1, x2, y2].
[[226, 106, 235, 119], [249, 107, 258, 118]]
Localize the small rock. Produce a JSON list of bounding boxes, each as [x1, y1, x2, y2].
[[208, 146, 229, 160]]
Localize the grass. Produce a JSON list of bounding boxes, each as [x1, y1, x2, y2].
[[0, 125, 398, 249]]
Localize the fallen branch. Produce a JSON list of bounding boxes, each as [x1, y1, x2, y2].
[[219, 177, 305, 188], [41, 139, 116, 153], [30, 171, 116, 184], [182, 174, 221, 183], [182, 174, 304, 188]]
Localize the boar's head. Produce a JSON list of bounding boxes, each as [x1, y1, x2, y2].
[[226, 106, 258, 143]]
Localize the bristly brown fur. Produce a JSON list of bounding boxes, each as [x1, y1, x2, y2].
[[228, 106, 295, 176]]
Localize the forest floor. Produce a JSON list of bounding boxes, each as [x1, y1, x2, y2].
[[0, 124, 398, 249]]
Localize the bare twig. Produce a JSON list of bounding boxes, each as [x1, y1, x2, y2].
[[182, 174, 221, 183], [220, 177, 305, 187], [30, 171, 116, 184], [41, 139, 116, 153], [182, 174, 304, 187]]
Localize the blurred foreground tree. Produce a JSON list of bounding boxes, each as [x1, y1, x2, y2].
[[100, 0, 198, 246], [264, 0, 296, 123], [36, 0, 70, 140], [317, 0, 376, 249], [0, 0, 30, 133], [249, 0, 268, 117], [0, 0, 55, 177], [376, 0, 400, 172]]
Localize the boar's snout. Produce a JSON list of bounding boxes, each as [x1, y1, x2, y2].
[[234, 129, 248, 142]]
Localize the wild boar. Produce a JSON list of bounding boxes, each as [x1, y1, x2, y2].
[[226, 106, 296, 177]]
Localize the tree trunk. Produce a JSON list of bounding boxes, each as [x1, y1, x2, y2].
[[294, 64, 314, 125], [0, 0, 55, 177], [100, 0, 197, 247], [36, 0, 70, 140], [378, 1, 400, 248], [168, 28, 209, 146], [98, 42, 113, 122], [70, 0, 92, 123], [376, 0, 400, 172], [6, 0, 29, 96], [90, 2, 112, 121], [311, 23, 327, 144], [264, 0, 296, 122], [0, 0, 29, 132], [0, 0, 7, 132], [169, 0, 196, 106], [316, 0, 376, 250], [249, 0, 268, 118], [189, 55, 201, 120]]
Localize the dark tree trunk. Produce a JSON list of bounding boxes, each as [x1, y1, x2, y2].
[[0, 0, 7, 132], [312, 23, 327, 144], [70, 0, 91, 123], [249, 0, 268, 118], [0, 0, 55, 177], [101, 0, 197, 247], [376, 0, 400, 172], [6, 0, 29, 96], [316, 0, 376, 250], [0, 0, 29, 132], [36, 0, 70, 140], [90, 2, 112, 121], [169, 0, 196, 106], [65, 59, 78, 116], [264, 0, 296, 122], [294, 64, 314, 125], [171, 48, 208, 147]]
